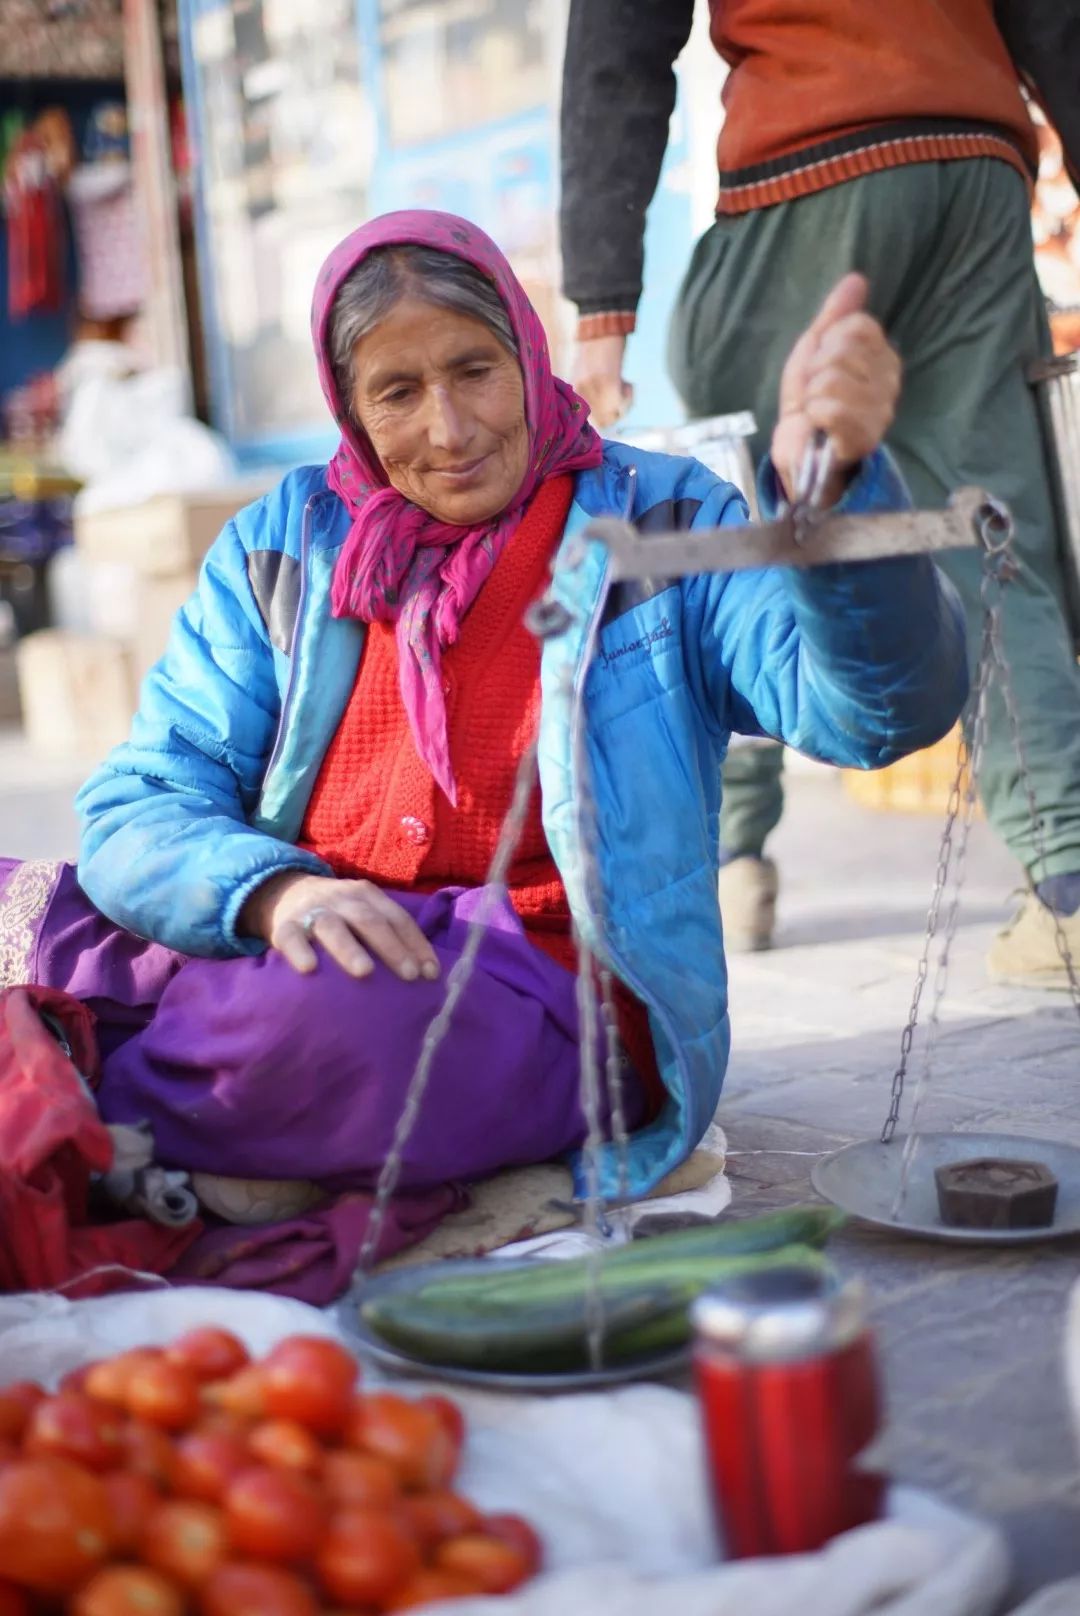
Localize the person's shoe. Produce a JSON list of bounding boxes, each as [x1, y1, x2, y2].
[[987, 890, 1080, 990], [719, 855, 779, 953]]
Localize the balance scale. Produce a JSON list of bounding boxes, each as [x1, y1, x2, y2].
[[354, 452, 1080, 1281]]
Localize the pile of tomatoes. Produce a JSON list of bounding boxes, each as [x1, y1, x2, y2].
[[0, 1329, 542, 1615]]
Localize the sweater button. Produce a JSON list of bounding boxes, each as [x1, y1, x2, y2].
[[400, 814, 430, 846]]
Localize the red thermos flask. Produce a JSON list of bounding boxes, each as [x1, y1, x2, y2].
[[692, 1263, 885, 1558]]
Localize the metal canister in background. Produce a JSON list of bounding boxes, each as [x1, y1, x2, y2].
[[1029, 352, 1080, 649], [691, 1264, 885, 1559], [615, 411, 760, 518]]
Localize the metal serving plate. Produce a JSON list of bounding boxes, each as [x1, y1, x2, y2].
[[812, 1131, 1080, 1245], [339, 1258, 689, 1392]]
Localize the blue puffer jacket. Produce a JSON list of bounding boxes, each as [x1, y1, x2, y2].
[[76, 442, 967, 1199]]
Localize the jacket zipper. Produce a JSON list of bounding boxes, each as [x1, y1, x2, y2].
[[262, 496, 314, 786], [568, 462, 695, 1182]]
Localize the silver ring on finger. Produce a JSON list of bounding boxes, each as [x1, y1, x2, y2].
[[298, 906, 330, 938]]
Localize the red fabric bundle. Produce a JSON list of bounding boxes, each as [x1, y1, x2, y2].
[[0, 986, 198, 1297]]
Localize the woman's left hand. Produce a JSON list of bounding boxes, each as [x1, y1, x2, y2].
[[770, 272, 901, 508]]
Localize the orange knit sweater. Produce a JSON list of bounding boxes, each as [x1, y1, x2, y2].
[[300, 476, 662, 1113], [710, 0, 1038, 215]]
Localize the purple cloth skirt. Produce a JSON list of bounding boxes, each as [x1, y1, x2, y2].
[[0, 860, 642, 1193]]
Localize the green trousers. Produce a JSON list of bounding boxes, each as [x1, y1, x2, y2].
[[669, 159, 1080, 879]]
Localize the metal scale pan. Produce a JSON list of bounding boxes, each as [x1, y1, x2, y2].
[[812, 1133, 1080, 1246]]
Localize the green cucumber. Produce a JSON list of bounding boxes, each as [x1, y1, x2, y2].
[[365, 1283, 678, 1371], [361, 1244, 829, 1373], [400, 1208, 840, 1318], [388, 1208, 843, 1315]]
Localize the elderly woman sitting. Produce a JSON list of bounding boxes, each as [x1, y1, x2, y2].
[[0, 210, 965, 1258]]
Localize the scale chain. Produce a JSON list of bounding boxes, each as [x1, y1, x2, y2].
[[599, 967, 632, 1205], [573, 927, 607, 1371], [567, 598, 637, 1362], [355, 734, 541, 1276], [880, 714, 969, 1146], [355, 578, 630, 1364], [889, 601, 995, 1212], [880, 502, 1009, 1150], [882, 499, 1080, 1216]]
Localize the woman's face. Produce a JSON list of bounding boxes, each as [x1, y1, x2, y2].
[[350, 295, 529, 525]]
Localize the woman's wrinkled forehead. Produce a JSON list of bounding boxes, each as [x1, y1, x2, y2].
[[311, 210, 549, 439], [314, 212, 515, 360]]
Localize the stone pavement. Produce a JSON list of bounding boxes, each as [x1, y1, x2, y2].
[[724, 767, 1080, 1611], [2, 727, 1079, 1608]]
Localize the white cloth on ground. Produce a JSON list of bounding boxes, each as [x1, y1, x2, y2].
[[0, 1286, 1009, 1616]]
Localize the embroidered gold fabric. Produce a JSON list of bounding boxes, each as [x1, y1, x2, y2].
[[0, 859, 61, 989]]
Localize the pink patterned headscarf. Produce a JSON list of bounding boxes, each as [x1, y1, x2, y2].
[[310, 210, 603, 805]]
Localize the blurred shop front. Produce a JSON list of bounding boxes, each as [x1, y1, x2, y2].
[[1, 0, 715, 760], [0, 0, 204, 729], [178, 0, 717, 466]]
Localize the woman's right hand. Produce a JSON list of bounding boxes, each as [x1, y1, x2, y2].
[[239, 871, 441, 982]]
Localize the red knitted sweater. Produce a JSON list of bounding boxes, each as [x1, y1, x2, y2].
[[300, 475, 661, 1113]]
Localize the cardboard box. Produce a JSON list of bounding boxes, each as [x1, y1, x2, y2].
[[16, 630, 137, 762], [73, 480, 273, 578], [71, 478, 276, 701]]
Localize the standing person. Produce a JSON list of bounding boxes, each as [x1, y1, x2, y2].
[[561, 0, 1080, 983]]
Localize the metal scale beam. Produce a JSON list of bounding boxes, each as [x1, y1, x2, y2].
[[586, 485, 990, 580]]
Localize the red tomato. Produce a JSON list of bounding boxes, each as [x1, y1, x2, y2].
[[199, 1562, 319, 1616], [141, 1499, 229, 1588], [322, 1449, 400, 1510], [401, 1489, 482, 1552], [350, 1392, 456, 1491], [103, 1469, 160, 1556], [0, 1456, 111, 1594], [0, 1384, 44, 1444], [247, 1418, 322, 1474], [125, 1360, 200, 1431], [202, 1366, 268, 1422], [436, 1532, 532, 1593], [223, 1466, 323, 1562], [315, 1507, 421, 1608], [119, 1420, 178, 1490], [164, 1327, 250, 1383], [59, 1361, 103, 1396], [85, 1351, 163, 1408], [483, 1511, 544, 1575], [384, 1569, 481, 1610], [24, 1393, 124, 1471], [0, 1582, 29, 1616], [194, 1406, 254, 1439], [73, 1565, 185, 1616], [0, 1442, 18, 1467], [173, 1429, 251, 1504], [261, 1336, 358, 1436], [415, 1394, 466, 1457]]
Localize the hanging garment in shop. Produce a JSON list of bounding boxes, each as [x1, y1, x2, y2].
[[67, 159, 147, 322], [3, 134, 66, 321]]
